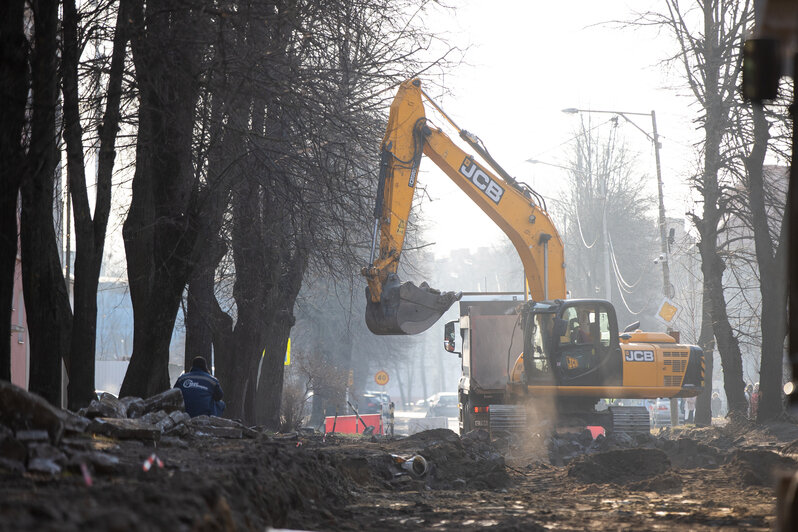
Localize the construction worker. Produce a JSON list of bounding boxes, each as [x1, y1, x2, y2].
[[174, 356, 225, 417]]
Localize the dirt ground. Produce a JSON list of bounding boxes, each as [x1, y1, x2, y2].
[[3, 418, 798, 531]]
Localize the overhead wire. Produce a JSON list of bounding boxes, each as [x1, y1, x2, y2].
[[607, 232, 644, 292]]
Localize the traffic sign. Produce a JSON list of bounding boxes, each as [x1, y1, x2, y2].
[[655, 298, 680, 326], [374, 370, 389, 386]]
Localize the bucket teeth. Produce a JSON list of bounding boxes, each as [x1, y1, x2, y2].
[[366, 275, 461, 335]]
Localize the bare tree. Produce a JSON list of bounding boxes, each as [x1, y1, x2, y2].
[[0, 0, 29, 381], [638, 0, 753, 419], [21, 0, 73, 406], [119, 0, 207, 398], [61, 0, 130, 409], [559, 119, 660, 328]]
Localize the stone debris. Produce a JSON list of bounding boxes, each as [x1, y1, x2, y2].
[[0, 383, 268, 478], [88, 417, 163, 441], [82, 393, 128, 419], [0, 380, 65, 444]]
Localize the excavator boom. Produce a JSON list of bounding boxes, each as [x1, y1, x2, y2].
[[363, 79, 565, 335]]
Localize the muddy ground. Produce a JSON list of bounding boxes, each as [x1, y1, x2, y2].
[[3, 416, 798, 531]]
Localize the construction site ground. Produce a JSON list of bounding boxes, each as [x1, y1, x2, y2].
[[3, 417, 798, 531]]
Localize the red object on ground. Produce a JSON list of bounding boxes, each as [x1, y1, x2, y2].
[[586, 425, 606, 439], [324, 414, 383, 435]]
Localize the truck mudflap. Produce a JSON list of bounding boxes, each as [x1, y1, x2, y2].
[[365, 274, 461, 335]]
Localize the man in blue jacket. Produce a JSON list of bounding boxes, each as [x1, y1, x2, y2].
[[175, 356, 225, 417]]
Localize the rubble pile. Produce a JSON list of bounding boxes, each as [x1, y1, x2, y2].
[[726, 449, 798, 487], [567, 447, 671, 482], [0, 381, 257, 478], [547, 429, 653, 465]]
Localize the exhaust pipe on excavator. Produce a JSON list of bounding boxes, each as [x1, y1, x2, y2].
[[365, 273, 461, 335]]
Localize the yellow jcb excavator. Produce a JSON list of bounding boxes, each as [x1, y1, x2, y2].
[[362, 79, 704, 434]]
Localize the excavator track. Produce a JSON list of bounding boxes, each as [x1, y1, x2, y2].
[[608, 406, 651, 434], [485, 403, 650, 437]]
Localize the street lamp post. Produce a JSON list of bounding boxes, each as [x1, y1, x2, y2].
[[562, 108, 673, 301], [563, 107, 677, 426]]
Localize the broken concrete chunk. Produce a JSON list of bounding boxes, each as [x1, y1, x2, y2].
[[27, 443, 67, 465], [194, 426, 243, 439], [68, 451, 122, 475], [140, 411, 169, 425], [121, 397, 146, 419], [186, 415, 211, 427], [168, 410, 190, 426], [83, 394, 128, 419], [88, 418, 161, 441], [58, 410, 91, 434], [207, 416, 243, 428], [140, 389, 185, 417], [15, 429, 50, 443], [0, 381, 64, 445], [27, 457, 62, 476]]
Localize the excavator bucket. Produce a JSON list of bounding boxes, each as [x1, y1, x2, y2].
[[366, 274, 462, 335]]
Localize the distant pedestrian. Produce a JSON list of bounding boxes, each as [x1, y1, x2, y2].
[[751, 382, 760, 421], [686, 396, 696, 423], [711, 392, 722, 418], [175, 356, 225, 417], [745, 383, 754, 419]]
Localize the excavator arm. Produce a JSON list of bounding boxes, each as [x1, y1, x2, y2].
[[363, 78, 566, 335]]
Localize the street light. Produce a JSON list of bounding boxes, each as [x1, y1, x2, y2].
[[562, 107, 673, 302], [565, 107, 678, 427]]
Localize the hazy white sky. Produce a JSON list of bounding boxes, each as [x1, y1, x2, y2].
[[415, 1, 702, 255]]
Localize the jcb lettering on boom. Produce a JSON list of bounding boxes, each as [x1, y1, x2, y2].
[[459, 157, 505, 204]]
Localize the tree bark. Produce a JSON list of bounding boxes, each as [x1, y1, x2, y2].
[[0, 0, 29, 381], [688, 0, 747, 421], [120, 0, 202, 398], [745, 103, 789, 423], [62, 0, 129, 409], [21, 0, 73, 405], [255, 257, 306, 428], [694, 279, 715, 426]]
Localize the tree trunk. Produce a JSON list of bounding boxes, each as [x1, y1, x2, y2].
[[745, 103, 789, 423], [689, 0, 746, 421], [62, 0, 128, 409], [694, 281, 715, 426], [119, 0, 201, 398], [255, 269, 305, 428], [0, 0, 29, 381], [21, 0, 72, 405], [217, 175, 267, 421]]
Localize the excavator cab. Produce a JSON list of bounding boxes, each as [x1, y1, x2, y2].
[[522, 300, 622, 386]]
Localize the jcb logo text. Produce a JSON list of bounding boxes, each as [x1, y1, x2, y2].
[[459, 157, 505, 204], [625, 350, 654, 362]]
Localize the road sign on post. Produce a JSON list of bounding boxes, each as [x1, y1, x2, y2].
[[655, 298, 680, 326], [374, 370, 389, 386]]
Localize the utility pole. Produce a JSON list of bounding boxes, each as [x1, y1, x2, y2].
[[563, 106, 679, 424], [651, 111, 672, 300]]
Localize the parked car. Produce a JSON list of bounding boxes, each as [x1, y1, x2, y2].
[[426, 392, 459, 418], [648, 398, 685, 427], [358, 391, 391, 414]]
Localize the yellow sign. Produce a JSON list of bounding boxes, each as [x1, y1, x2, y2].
[[284, 338, 291, 366], [656, 298, 680, 325], [374, 370, 389, 386], [348, 369, 354, 387]]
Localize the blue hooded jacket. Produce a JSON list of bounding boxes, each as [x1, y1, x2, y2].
[[174, 369, 225, 417]]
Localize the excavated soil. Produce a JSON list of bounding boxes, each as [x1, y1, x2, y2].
[[4, 415, 798, 530]]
